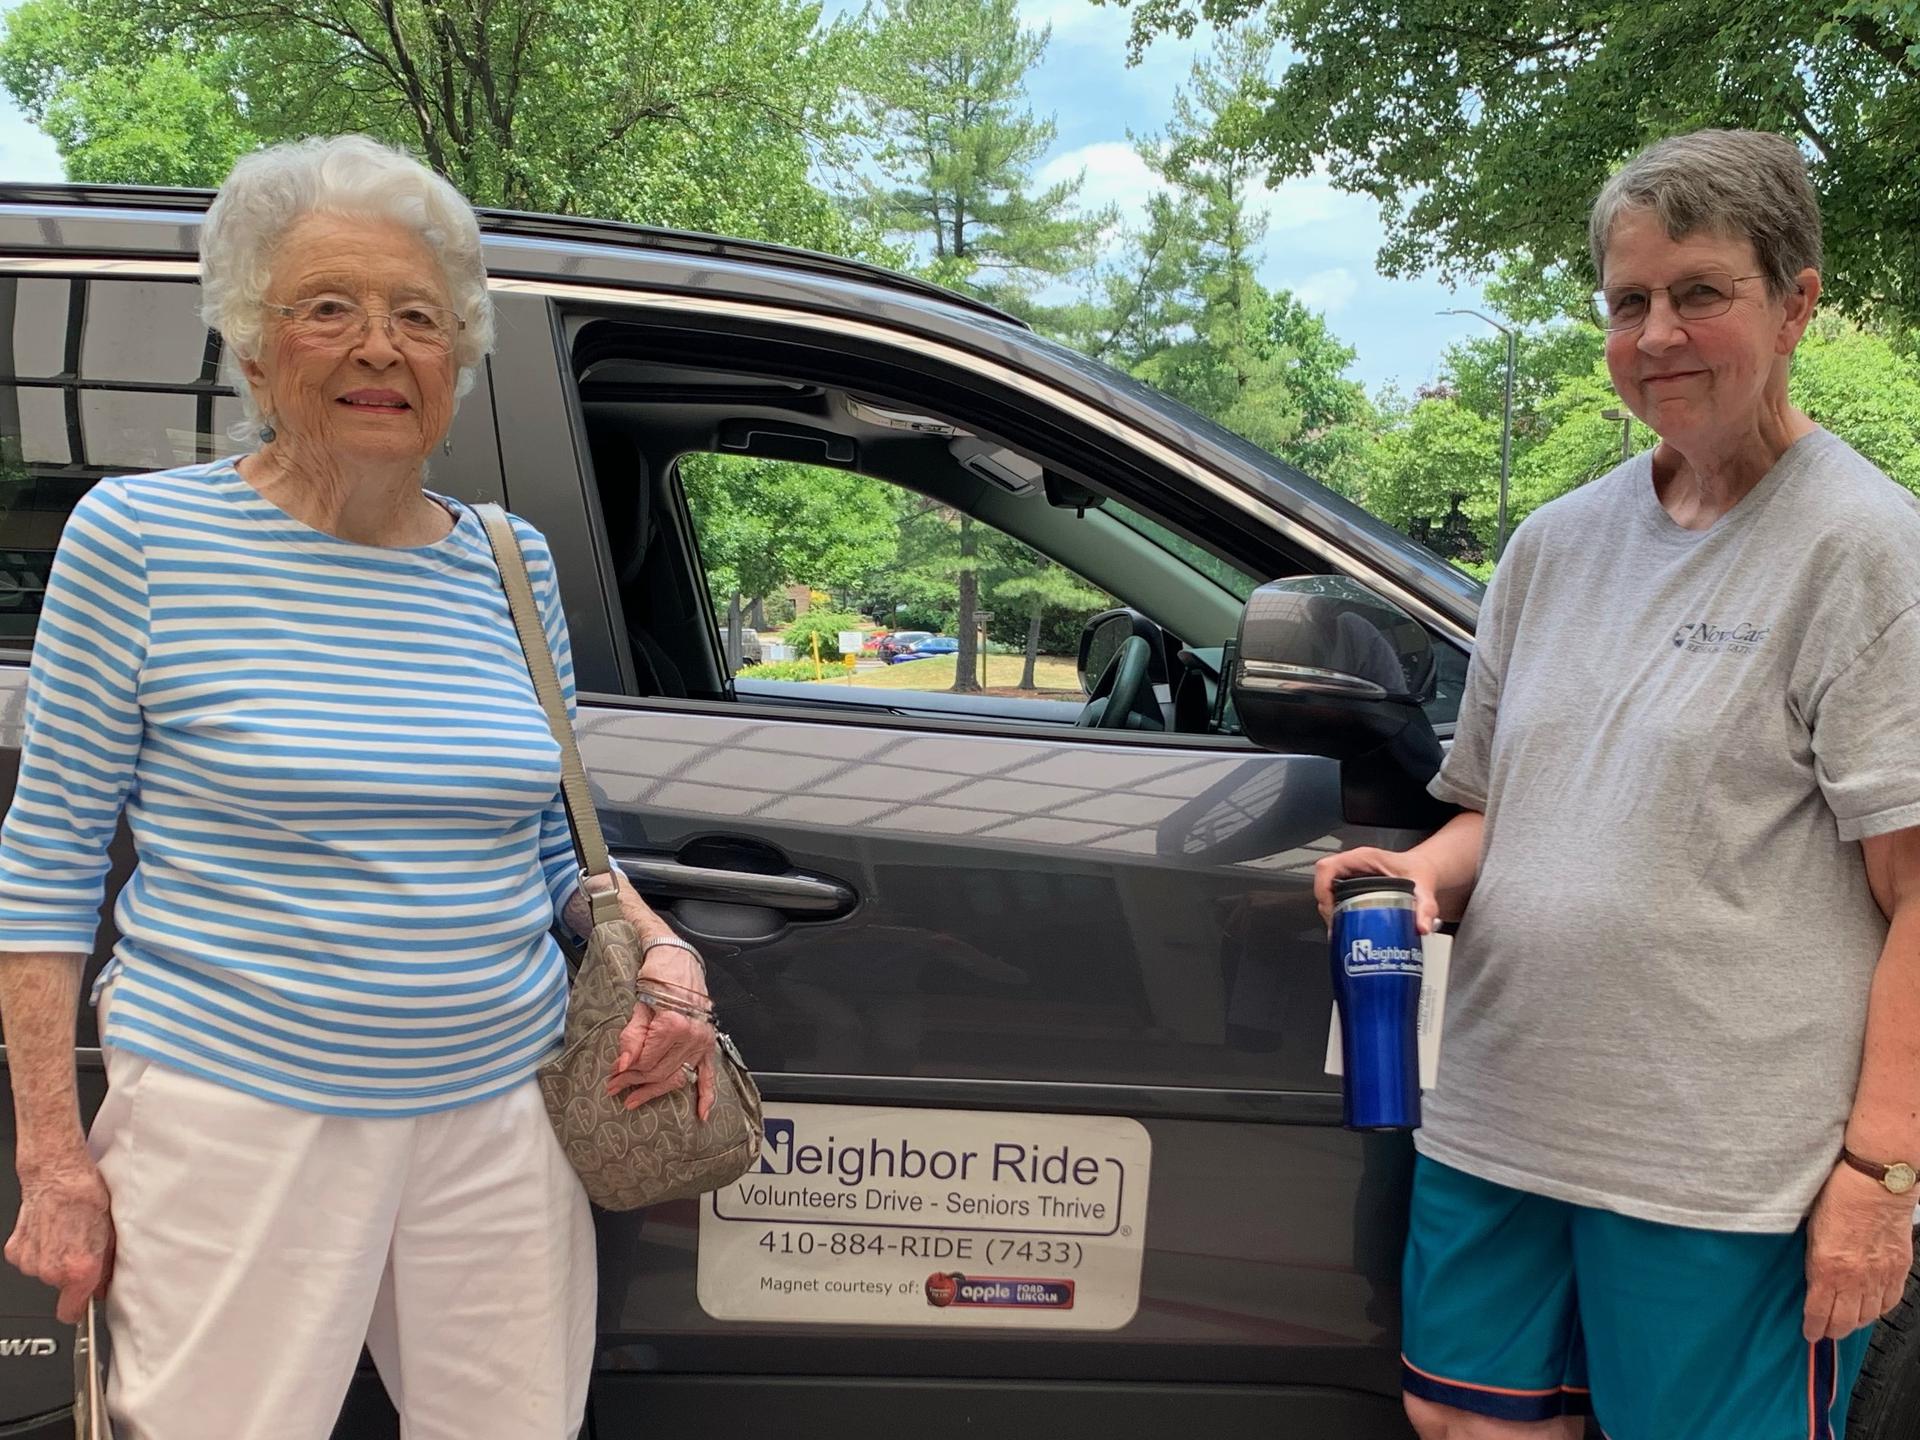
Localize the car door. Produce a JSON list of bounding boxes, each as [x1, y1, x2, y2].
[[486, 283, 1446, 1439]]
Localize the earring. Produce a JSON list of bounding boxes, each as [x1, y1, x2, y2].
[[258, 421, 277, 444], [442, 437, 453, 455]]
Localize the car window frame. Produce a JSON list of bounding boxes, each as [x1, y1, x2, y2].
[[537, 288, 1473, 747]]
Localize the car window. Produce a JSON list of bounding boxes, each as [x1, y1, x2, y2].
[[1426, 637, 1468, 731], [1105, 503, 1257, 603], [0, 277, 237, 647], [679, 452, 1114, 700]]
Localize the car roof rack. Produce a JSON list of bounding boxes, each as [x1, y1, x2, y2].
[[0, 182, 1029, 330]]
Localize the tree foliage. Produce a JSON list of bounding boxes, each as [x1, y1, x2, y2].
[[1115, 0, 1920, 328], [679, 455, 897, 614], [1789, 318, 1920, 494], [1, 0, 870, 248]]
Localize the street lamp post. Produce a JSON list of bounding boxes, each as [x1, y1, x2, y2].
[[1601, 407, 1633, 462], [1441, 308, 1518, 558]]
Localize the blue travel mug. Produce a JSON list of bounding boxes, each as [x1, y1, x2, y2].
[[1330, 875, 1424, 1130]]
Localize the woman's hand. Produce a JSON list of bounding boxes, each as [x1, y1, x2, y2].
[[1803, 1161, 1915, 1341], [5, 1147, 113, 1323], [1312, 848, 1442, 934], [604, 945, 717, 1122]]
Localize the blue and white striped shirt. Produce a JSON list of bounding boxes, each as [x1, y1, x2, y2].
[[0, 459, 581, 1116]]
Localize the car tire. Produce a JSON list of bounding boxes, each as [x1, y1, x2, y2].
[[1847, 1235, 1920, 1438]]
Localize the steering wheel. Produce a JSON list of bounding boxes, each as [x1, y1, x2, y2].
[[1076, 635, 1152, 730]]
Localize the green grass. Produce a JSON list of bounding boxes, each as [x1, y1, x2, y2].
[[838, 653, 1082, 693]]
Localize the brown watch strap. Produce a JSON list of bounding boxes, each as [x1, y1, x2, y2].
[[1840, 1147, 1918, 1192], [1841, 1148, 1894, 1182]]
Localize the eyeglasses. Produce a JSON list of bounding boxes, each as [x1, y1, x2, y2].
[[265, 296, 466, 353], [1592, 273, 1767, 331]]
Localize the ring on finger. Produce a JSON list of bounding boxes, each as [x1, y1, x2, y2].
[[681, 1063, 698, 1086]]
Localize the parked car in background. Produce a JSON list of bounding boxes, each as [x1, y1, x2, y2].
[[875, 629, 935, 660], [886, 635, 960, 664], [716, 622, 762, 668], [0, 183, 1911, 1440]]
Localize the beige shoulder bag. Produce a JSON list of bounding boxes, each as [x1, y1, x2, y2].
[[477, 505, 763, 1210]]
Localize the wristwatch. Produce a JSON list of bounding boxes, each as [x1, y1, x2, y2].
[[1840, 1147, 1919, 1195]]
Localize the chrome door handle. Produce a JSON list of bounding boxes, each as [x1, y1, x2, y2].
[[613, 854, 855, 916]]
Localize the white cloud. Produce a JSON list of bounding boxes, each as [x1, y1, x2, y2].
[[1038, 140, 1157, 221], [1289, 268, 1360, 314], [1247, 167, 1350, 232]]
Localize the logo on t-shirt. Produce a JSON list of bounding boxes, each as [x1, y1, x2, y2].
[[1670, 620, 1772, 656]]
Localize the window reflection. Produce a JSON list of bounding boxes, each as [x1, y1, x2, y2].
[[0, 277, 233, 645]]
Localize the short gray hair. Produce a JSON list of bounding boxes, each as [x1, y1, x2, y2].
[[200, 135, 495, 431], [1588, 129, 1822, 296]]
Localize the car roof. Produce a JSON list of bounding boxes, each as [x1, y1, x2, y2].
[[0, 182, 1026, 330]]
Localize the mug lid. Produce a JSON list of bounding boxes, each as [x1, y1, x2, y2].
[[1332, 875, 1418, 902]]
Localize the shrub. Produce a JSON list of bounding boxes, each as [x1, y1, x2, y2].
[[744, 658, 832, 682], [779, 609, 865, 661]]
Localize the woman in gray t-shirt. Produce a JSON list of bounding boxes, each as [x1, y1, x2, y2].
[[1318, 129, 1920, 1440]]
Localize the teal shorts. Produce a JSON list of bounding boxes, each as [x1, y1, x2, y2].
[[1402, 1155, 1873, 1439]]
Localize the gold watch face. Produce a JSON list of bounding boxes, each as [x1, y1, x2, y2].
[[1885, 1163, 1918, 1195]]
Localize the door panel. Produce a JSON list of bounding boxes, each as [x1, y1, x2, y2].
[[571, 697, 1422, 1428]]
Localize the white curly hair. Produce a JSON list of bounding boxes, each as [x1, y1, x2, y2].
[[199, 135, 495, 437]]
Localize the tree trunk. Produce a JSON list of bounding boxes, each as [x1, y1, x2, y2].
[[724, 591, 745, 673], [1019, 608, 1041, 690], [748, 595, 766, 630], [951, 517, 980, 693]]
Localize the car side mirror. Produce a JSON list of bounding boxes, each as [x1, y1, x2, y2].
[[1235, 576, 1435, 711], [1230, 577, 1453, 828]]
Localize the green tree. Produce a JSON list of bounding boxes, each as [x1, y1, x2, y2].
[[1126, 25, 1304, 453], [1365, 394, 1499, 557], [1265, 288, 1375, 496], [880, 497, 986, 691], [1504, 361, 1636, 527], [853, 0, 1111, 313], [1790, 319, 1920, 495], [850, 0, 1113, 672], [989, 548, 1105, 689], [2, 0, 869, 250], [1054, 189, 1205, 365], [0, 5, 249, 184], [1116, 0, 1920, 328], [679, 455, 897, 622]]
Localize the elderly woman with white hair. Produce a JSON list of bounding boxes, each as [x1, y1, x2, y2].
[[1319, 129, 1920, 1439], [0, 135, 716, 1438]]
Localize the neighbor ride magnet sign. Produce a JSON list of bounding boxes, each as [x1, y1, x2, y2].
[[696, 1103, 1152, 1330]]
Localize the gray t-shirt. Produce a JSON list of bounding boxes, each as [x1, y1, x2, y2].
[[1422, 428, 1920, 1232]]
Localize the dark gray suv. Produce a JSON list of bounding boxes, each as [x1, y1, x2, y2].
[[0, 184, 1910, 1439]]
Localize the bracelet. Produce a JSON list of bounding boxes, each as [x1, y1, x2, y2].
[[637, 974, 710, 1002], [635, 988, 716, 1025], [641, 935, 705, 973], [645, 936, 706, 971]]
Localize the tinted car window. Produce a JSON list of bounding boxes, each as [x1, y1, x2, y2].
[[0, 277, 232, 646], [1425, 636, 1469, 730], [680, 452, 1114, 702]]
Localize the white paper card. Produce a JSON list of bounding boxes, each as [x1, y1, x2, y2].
[[1324, 930, 1450, 1091]]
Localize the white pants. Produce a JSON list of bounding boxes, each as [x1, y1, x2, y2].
[[89, 1018, 595, 1440]]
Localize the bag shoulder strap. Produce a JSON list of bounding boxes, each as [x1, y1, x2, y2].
[[475, 503, 621, 927]]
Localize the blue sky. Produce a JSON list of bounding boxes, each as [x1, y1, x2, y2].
[[0, 0, 1492, 392], [1014, 0, 1492, 392]]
